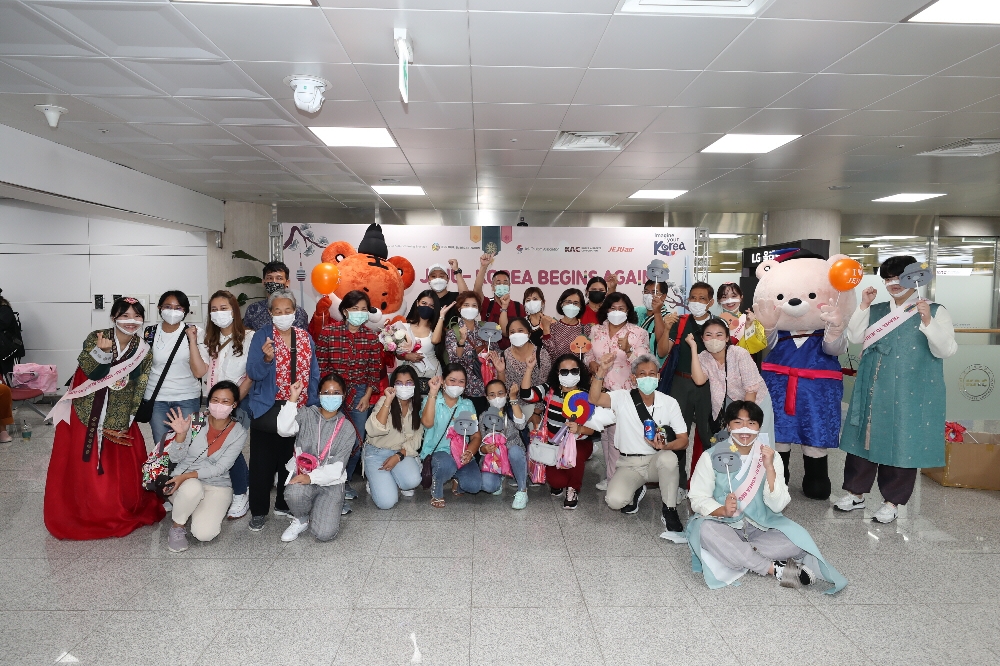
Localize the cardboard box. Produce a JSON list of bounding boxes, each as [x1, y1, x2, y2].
[[923, 432, 1000, 491]]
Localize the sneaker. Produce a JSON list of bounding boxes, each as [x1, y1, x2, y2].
[[400, 488, 415, 497], [661, 505, 684, 532], [280, 517, 310, 543], [273, 508, 291, 518], [509, 480, 519, 488], [341, 503, 353, 516], [774, 559, 814, 588], [491, 484, 504, 496], [833, 493, 865, 512], [512, 490, 528, 510], [227, 493, 249, 520], [677, 488, 687, 502], [365, 482, 371, 495], [248, 515, 267, 532], [167, 526, 189, 553], [550, 487, 565, 498], [872, 502, 898, 524], [595, 478, 608, 491], [163, 500, 173, 511], [563, 487, 579, 510], [621, 486, 646, 515], [345, 485, 358, 500]]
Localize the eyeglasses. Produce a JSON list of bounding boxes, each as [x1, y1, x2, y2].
[[394, 382, 416, 387], [558, 368, 581, 376], [319, 390, 343, 396]]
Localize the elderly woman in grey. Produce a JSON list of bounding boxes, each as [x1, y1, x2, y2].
[[244, 288, 320, 532]]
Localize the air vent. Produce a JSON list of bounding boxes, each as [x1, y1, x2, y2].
[[919, 138, 1000, 157], [619, 0, 777, 16], [552, 131, 638, 152]]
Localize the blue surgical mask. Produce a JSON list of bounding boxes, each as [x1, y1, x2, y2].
[[346, 310, 369, 327], [494, 284, 510, 298], [320, 395, 343, 412], [636, 377, 659, 395]]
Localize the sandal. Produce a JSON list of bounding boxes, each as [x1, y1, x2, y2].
[[451, 479, 463, 496], [431, 497, 446, 509]]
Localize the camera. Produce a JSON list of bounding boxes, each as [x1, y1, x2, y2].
[[285, 75, 330, 114]]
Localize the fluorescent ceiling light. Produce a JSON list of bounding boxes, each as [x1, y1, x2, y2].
[[628, 189, 687, 199], [848, 237, 876, 242], [908, 0, 1000, 24], [876, 235, 918, 239], [720, 262, 741, 265], [872, 193, 946, 203], [172, 0, 316, 4], [309, 127, 396, 147], [372, 185, 424, 196], [701, 134, 800, 154], [710, 233, 741, 239], [719, 250, 744, 254]]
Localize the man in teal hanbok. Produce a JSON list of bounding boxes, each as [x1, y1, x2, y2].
[[835, 255, 958, 524]]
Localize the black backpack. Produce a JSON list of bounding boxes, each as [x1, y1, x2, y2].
[[0, 304, 25, 372]]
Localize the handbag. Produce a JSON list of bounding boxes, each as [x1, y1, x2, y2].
[[419, 401, 460, 488], [480, 431, 512, 476], [656, 314, 690, 395], [135, 326, 188, 423], [250, 331, 297, 434], [528, 390, 561, 467], [141, 434, 173, 499]]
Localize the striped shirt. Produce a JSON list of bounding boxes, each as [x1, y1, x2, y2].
[[520, 383, 593, 443]]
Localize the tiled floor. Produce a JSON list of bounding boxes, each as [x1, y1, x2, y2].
[[3, 411, 1000, 665]]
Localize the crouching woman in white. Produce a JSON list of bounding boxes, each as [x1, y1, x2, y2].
[[686, 400, 846, 593], [277, 372, 357, 543], [163, 380, 247, 552]]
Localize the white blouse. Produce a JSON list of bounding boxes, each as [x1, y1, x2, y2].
[[200, 329, 255, 394]]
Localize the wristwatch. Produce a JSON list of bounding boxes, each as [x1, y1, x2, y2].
[[454, 267, 463, 274], [397, 451, 406, 463]]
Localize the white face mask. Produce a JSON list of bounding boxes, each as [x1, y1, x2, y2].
[[429, 278, 448, 292], [509, 332, 530, 347], [525, 300, 543, 315], [272, 313, 295, 331], [558, 373, 581, 388], [394, 384, 415, 400], [160, 309, 185, 325], [642, 294, 654, 310], [730, 426, 760, 446], [210, 310, 234, 328], [444, 385, 464, 398], [460, 307, 479, 321], [704, 338, 726, 353], [606, 311, 628, 326], [489, 396, 506, 410], [115, 318, 143, 336], [688, 301, 708, 317], [720, 298, 741, 310], [561, 304, 581, 319]]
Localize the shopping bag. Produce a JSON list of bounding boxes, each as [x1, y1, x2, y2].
[[480, 431, 512, 476]]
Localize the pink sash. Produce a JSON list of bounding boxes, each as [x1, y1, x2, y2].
[[733, 440, 765, 516], [862, 301, 919, 350], [47, 340, 150, 426]]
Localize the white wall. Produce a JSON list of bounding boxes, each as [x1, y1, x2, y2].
[[0, 199, 207, 385]]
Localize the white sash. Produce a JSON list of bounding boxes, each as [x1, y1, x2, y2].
[[47, 340, 150, 426], [862, 302, 919, 351], [733, 439, 764, 516]]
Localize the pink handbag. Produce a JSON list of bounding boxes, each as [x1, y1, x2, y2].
[[447, 428, 467, 466], [556, 431, 578, 470], [12, 363, 59, 392], [480, 431, 512, 476]]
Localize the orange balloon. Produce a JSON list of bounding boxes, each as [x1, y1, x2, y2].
[[829, 257, 864, 292], [311, 262, 340, 295]]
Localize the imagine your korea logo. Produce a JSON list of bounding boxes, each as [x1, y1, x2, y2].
[[959, 363, 995, 402], [653, 239, 687, 256]]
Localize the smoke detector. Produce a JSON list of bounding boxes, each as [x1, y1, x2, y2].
[[35, 104, 67, 128], [552, 131, 637, 151], [919, 138, 1000, 157], [283, 75, 330, 114]]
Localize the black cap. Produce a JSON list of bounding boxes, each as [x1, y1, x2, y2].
[[358, 223, 388, 259]]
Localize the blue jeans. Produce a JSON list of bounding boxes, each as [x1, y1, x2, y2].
[[363, 445, 422, 509], [228, 406, 250, 495], [150, 397, 201, 446], [481, 444, 527, 493], [430, 450, 483, 500], [345, 406, 370, 482]]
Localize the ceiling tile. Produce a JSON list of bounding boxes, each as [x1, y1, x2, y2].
[[77, 96, 208, 123], [475, 165, 540, 179], [276, 99, 381, 127], [590, 16, 751, 70], [623, 132, 721, 153], [223, 124, 320, 146], [674, 153, 754, 170], [535, 165, 604, 178], [111, 142, 199, 160], [0, 2, 99, 57], [177, 5, 349, 63], [474, 129, 557, 150], [814, 110, 946, 136], [868, 77, 1000, 113], [1, 56, 162, 95], [327, 146, 408, 164], [391, 128, 475, 150], [573, 69, 697, 107], [748, 134, 876, 168], [0, 92, 120, 128], [182, 98, 298, 125], [0, 60, 57, 93], [33, 3, 225, 60], [476, 149, 546, 166], [610, 151, 688, 169], [472, 103, 568, 130], [541, 151, 618, 167], [404, 148, 475, 164], [468, 12, 610, 68], [643, 106, 758, 134], [709, 19, 887, 74], [827, 24, 1000, 76], [135, 123, 239, 144], [597, 165, 668, 180], [59, 121, 158, 143], [560, 105, 663, 131], [772, 73, 923, 110], [376, 101, 474, 129], [469, 0, 618, 11], [471, 67, 584, 105], [941, 45, 1000, 77], [413, 164, 479, 178], [356, 64, 471, 103], [178, 143, 267, 160], [761, 0, 929, 22], [731, 108, 850, 135], [323, 8, 469, 65], [670, 71, 811, 108], [897, 113, 1000, 138], [235, 61, 370, 101], [121, 59, 266, 98]]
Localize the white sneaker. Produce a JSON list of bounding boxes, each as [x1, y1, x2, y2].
[[227, 493, 249, 520], [872, 502, 898, 524], [596, 478, 608, 491], [162, 501, 173, 511], [677, 488, 687, 502], [281, 517, 310, 542], [833, 493, 865, 512], [400, 488, 415, 497]]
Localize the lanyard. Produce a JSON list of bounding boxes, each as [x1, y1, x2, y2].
[[315, 414, 344, 463]]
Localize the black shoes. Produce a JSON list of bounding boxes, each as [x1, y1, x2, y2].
[[621, 486, 646, 514], [661, 505, 683, 532]]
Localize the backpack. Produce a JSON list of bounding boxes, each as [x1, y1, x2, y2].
[[0, 304, 25, 373], [482, 299, 524, 325], [657, 314, 690, 395]]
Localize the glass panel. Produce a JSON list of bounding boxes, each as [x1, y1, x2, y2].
[[937, 237, 996, 345], [839, 235, 929, 273], [708, 233, 761, 274]]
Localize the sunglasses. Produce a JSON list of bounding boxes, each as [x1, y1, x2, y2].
[[558, 368, 581, 376]]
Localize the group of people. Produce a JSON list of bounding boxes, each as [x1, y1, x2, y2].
[[33, 247, 957, 594]]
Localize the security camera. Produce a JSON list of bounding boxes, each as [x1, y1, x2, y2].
[[284, 75, 330, 114]]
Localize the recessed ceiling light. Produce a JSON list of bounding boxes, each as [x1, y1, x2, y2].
[[710, 233, 741, 239], [172, 0, 316, 5], [701, 134, 800, 154], [872, 193, 946, 203], [829, 185, 851, 191], [908, 0, 1000, 24], [628, 189, 687, 199], [309, 127, 396, 147], [372, 185, 424, 196]]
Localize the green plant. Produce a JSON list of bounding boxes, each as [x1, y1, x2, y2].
[[226, 250, 266, 306]]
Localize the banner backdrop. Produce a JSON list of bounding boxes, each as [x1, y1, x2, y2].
[[281, 223, 696, 322]]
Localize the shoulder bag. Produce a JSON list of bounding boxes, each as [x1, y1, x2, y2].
[[656, 314, 690, 395], [710, 349, 731, 436], [528, 390, 561, 467], [630, 388, 676, 445], [135, 325, 188, 423], [420, 401, 460, 488], [251, 331, 297, 434]]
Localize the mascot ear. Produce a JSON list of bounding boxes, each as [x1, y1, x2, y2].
[[321, 241, 355, 265], [388, 256, 415, 289], [755, 259, 780, 280], [826, 253, 850, 267]]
